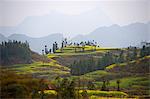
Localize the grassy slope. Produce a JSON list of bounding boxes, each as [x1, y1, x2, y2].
[[3, 60, 70, 79], [106, 56, 150, 74], [2, 46, 110, 80], [108, 76, 149, 88], [3, 46, 149, 97], [47, 46, 119, 67], [56, 52, 149, 97], [48, 46, 119, 58]]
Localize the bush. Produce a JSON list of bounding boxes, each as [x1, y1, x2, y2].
[[0, 69, 40, 98]]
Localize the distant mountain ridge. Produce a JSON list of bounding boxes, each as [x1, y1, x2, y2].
[[0, 8, 112, 37], [0, 22, 149, 53], [71, 22, 149, 47]]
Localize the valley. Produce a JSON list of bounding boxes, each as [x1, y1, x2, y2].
[[1, 42, 150, 98]]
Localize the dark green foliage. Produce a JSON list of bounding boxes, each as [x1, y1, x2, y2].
[[101, 80, 110, 91], [49, 48, 52, 53], [55, 42, 58, 50], [87, 81, 95, 90], [1, 40, 32, 65], [126, 47, 138, 61], [97, 52, 114, 70], [71, 58, 97, 75], [132, 47, 138, 60], [0, 70, 40, 98], [116, 80, 121, 91], [5, 84, 28, 98], [53, 43, 56, 53], [45, 45, 49, 54], [52, 42, 58, 53], [70, 45, 150, 76], [101, 81, 107, 91], [61, 41, 64, 52], [118, 50, 125, 63], [140, 45, 150, 57], [71, 52, 116, 75], [55, 77, 77, 99], [64, 38, 67, 47]]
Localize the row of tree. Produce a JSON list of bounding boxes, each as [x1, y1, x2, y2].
[[140, 45, 150, 57], [43, 39, 98, 54], [70, 52, 115, 75], [86, 80, 121, 91], [1, 40, 32, 65]]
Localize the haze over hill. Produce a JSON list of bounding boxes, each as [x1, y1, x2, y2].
[[71, 22, 149, 47], [1, 0, 149, 38], [0, 22, 149, 53], [0, 8, 111, 38]]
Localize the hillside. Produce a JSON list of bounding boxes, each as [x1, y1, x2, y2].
[[1, 41, 70, 79], [78, 56, 150, 97], [106, 56, 150, 74], [1, 41, 32, 65], [80, 56, 150, 81], [1, 45, 119, 79], [48, 46, 119, 67], [4, 61, 70, 79], [1, 43, 150, 98], [50, 45, 150, 97], [0, 41, 52, 66]]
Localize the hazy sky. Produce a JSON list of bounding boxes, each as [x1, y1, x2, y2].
[[0, 0, 149, 37]]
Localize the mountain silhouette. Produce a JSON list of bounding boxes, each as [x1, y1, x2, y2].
[[71, 22, 149, 47], [0, 22, 149, 53]]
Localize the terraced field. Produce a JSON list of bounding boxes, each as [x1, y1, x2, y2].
[[3, 60, 70, 79], [2, 45, 149, 98], [47, 46, 119, 58]]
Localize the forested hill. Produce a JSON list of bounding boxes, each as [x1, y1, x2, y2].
[[0, 41, 31, 65], [0, 40, 51, 66]]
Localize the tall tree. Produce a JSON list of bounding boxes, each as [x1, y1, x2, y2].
[[118, 50, 124, 63], [116, 80, 121, 91], [64, 38, 67, 47], [140, 45, 149, 57], [52, 43, 56, 53], [132, 47, 137, 60], [61, 41, 64, 52], [101, 80, 106, 91], [44, 45, 49, 54]]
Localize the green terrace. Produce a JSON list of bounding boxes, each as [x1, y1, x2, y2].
[[3, 61, 71, 79], [47, 45, 120, 58]]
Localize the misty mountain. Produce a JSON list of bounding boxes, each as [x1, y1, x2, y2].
[[71, 22, 149, 47], [0, 22, 149, 53], [0, 9, 111, 37], [0, 33, 63, 54]]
